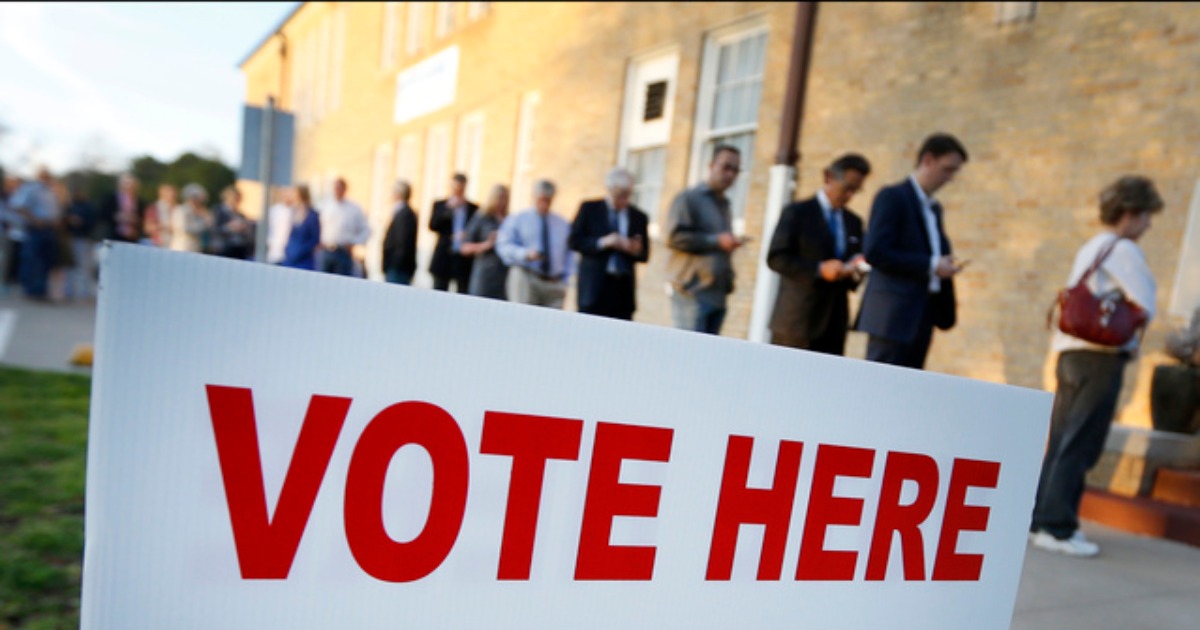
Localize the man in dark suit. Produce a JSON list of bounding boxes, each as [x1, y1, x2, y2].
[[856, 133, 970, 370], [428, 172, 479, 292], [767, 154, 871, 355], [98, 174, 145, 243], [569, 167, 650, 320], [382, 180, 418, 285]]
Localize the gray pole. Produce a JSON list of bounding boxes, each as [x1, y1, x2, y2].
[[255, 96, 275, 262]]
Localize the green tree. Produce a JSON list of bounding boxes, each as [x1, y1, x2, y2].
[[129, 155, 168, 204]]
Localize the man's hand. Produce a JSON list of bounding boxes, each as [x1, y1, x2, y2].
[[819, 259, 844, 282], [525, 250, 544, 262], [622, 234, 644, 257], [716, 232, 741, 253], [598, 233, 620, 250], [935, 255, 966, 279]]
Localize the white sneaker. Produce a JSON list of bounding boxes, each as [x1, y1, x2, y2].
[[1029, 529, 1100, 557]]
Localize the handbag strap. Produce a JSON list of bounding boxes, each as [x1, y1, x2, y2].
[[1074, 236, 1122, 288]]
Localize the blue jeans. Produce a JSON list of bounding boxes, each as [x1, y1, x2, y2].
[[321, 247, 353, 276], [385, 269, 413, 285], [671, 292, 726, 335], [19, 228, 56, 298]]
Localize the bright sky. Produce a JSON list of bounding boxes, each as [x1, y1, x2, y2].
[[0, 1, 299, 175]]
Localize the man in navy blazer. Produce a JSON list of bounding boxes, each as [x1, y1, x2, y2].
[[767, 154, 871, 355], [856, 133, 969, 369], [429, 173, 479, 293], [569, 167, 650, 320]]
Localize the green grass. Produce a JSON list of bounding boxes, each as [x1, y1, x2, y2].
[[0, 367, 90, 629]]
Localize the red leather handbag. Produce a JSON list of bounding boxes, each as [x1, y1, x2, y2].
[[1048, 238, 1148, 347]]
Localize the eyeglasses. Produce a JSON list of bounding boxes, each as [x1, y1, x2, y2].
[[719, 164, 741, 174]]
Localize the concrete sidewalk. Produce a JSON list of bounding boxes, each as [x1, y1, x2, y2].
[[2, 290, 1199, 629]]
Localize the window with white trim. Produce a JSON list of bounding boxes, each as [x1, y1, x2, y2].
[[456, 111, 485, 201], [511, 91, 540, 211], [406, 2, 427, 56], [330, 5, 346, 113], [290, 32, 308, 127], [1169, 179, 1200, 319], [619, 50, 678, 234], [396, 132, 422, 189], [381, 2, 400, 69], [689, 23, 768, 235], [996, 2, 1036, 23], [467, 2, 490, 21], [314, 15, 330, 120], [435, 2, 456, 39], [423, 124, 452, 213], [366, 142, 395, 280]]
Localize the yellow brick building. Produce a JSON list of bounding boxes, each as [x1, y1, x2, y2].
[[241, 2, 1200, 429]]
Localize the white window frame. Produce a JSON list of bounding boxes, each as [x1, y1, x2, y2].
[[618, 47, 680, 236], [467, 2, 490, 22], [366, 142, 395, 281], [423, 124, 453, 214], [456, 111, 486, 201], [435, 2, 456, 39], [1169, 178, 1200, 318], [406, 2, 427, 56], [290, 32, 308, 127], [330, 5, 346, 113], [314, 15, 331, 121], [511, 91, 541, 211], [687, 17, 769, 236], [395, 132, 422, 191], [381, 2, 400, 70]]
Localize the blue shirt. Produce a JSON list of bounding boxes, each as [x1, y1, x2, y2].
[[10, 181, 59, 222], [496, 209, 576, 280]]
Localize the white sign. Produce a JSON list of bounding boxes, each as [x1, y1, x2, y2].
[[394, 46, 459, 124], [82, 244, 1051, 630]]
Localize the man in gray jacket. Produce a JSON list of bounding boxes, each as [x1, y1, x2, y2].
[[664, 144, 746, 334]]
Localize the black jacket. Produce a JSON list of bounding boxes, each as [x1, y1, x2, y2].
[[383, 203, 419, 276]]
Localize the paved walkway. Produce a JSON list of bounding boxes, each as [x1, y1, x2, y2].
[[2, 290, 1199, 628]]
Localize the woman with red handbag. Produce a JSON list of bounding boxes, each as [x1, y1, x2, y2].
[[1030, 175, 1164, 557]]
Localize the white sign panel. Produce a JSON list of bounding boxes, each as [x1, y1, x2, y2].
[[82, 244, 1051, 630], [394, 46, 459, 124]]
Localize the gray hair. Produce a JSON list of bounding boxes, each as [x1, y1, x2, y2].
[[604, 167, 635, 191], [532, 179, 556, 199], [393, 179, 412, 200], [182, 183, 208, 202]]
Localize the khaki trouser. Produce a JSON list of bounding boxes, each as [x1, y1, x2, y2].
[[507, 266, 566, 309]]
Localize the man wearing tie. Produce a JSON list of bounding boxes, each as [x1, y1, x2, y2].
[[429, 173, 479, 293], [569, 167, 650, 321], [856, 133, 969, 370], [496, 179, 575, 309], [767, 154, 871, 354]]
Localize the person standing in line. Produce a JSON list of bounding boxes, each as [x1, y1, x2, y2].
[[64, 183, 99, 301], [569, 167, 650, 321], [461, 183, 511, 300], [429, 173, 479, 293], [9, 167, 61, 300], [213, 186, 255, 260], [170, 183, 215, 254], [496, 179, 574, 309], [382, 180, 419, 286], [855, 133, 969, 369], [1030, 176, 1164, 558], [664, 144, 747, 334], [144, 183, 178, 248], [319, 177, 370, 276], [282, 184, 321, 271], [99, 173, 144, 243], [1, 175, 26, 295], [265, 187, 294, 264], [767, 154, 872, 354]]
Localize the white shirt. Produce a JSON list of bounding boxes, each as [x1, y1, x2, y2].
[[266, 202, 293, 263], [1052, 232, 1156, 354], [319, 197, 370, 248], [909, 175, 943, 293]]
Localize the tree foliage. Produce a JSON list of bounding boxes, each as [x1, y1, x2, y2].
[[63, 152, 236, 205]]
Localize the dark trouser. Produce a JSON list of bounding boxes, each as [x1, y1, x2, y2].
[[865, 299, 935, 369], [4, 239, 23, 286], [771, 298, 850, 355], [580, 274, 635, 321], [321, 246, 354, 276], [385, 269, 413, 285], [1031, 350, 1127, 539], [671, 292, 726, 335], [19, 228, 56, 298]]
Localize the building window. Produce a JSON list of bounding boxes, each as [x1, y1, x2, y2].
[[314, 16, 330, 121], [456, 112, 485, 201], [381, 2, 400, 69], [424, 124, 452, 213], [1169, 179, 1200, 318], [619, 50, 679, 233], [367, 142, 395, 281], [690, 23, 767, 235], [467, 2, 490, 21], [435, 2, 455, 39], [406, 2, 427, 56], [330, 5, 346, 113], [996, 2, 1037, 23], [290, 32, 308, 127], [396, 132, 422, 184], [511, 91, 541, 210]]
